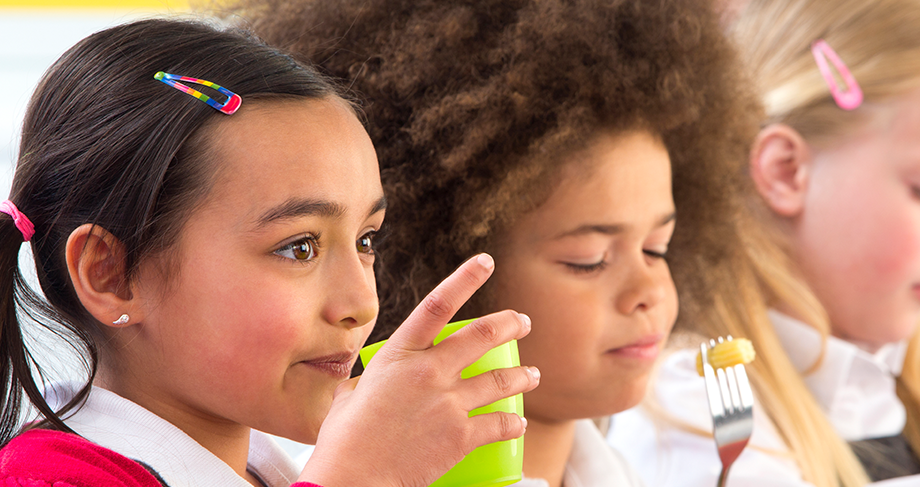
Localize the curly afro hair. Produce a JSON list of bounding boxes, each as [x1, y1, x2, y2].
[[229, 0, 762, 343]]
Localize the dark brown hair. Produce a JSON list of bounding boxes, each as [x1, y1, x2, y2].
[[231, 0, 761, 343], [0, 18, 339, 445]]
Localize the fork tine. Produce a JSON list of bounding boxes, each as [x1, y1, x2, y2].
[[724, 365, 743, 411], [716, 367, 733, 412], [733, 364, 754, 410], [700, 343, 725, 418]]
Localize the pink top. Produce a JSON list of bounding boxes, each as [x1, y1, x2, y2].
[[0, 429, 323, 487]]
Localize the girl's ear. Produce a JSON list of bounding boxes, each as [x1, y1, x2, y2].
[[749, 124, 812, 217], [66, 224, 143, 329]]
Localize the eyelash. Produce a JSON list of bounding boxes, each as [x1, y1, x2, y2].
[[566, 261, 609, 274], [564, 249, 668, 274], [644, 249, 668, 260], [273, 229, 381, 264]]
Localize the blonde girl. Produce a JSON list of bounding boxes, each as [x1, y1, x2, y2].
[[0, 18, 539, 487], [609, 0, 920, 485]]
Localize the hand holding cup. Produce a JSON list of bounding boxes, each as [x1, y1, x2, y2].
[[299, 254, 540, 487]]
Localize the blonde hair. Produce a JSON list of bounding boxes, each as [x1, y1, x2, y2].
[[736, 0, 920, 145], [708, 0, 920, 485]]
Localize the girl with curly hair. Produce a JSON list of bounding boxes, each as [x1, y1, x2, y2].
[[231, 0, 762, 484], [610, 0, 920, 485]]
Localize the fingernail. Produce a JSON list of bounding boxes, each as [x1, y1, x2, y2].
[[519, 312, 531, 331], [521, 416, 528, 430], [528, 366, 541, 382], [476, 253, 494, 270]]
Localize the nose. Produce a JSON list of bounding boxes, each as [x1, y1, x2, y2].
[[614, 253, 671, 316], [321, 249, 379, 329]]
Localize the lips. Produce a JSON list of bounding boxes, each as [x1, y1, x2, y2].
[[606, 334, 664, 360], [301, 351, 357, 379]]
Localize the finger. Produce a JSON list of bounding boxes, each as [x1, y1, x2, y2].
[[458, 365, 540, 411], [386, 253, 495, 351], [431, 310, 531, 370], [465, 411, 528, 449]]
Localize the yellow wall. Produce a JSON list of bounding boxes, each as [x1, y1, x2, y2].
[[0, 0, 187, 8]]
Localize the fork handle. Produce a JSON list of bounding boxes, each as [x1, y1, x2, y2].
[[717, 469, 728, 487]]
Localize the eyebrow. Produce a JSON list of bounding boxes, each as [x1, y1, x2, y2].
[[256, 195, 387, 226], [553, 211, 676, 240]]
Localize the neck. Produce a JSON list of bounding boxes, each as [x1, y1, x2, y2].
[[94, 373, 255, 483], [522, 416, 577, 487]]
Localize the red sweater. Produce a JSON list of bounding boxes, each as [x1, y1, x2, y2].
[[0, 430, 321, 487]]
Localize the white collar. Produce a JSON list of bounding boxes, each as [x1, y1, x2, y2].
[[46, 382, 300, 487], [511, 419, 644, 487], [769, 310, 907, 440]]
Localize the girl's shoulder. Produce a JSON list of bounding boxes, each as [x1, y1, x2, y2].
[[0, 429, 163, 487]]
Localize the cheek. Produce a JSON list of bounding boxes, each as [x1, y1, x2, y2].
[[803, 187, 920, 289], [867, 219, 920, 286], [492, 264, 595, 370], [167, 260, 319, 375], [660, 268, 679, 330], [225, 273, 323, 350]]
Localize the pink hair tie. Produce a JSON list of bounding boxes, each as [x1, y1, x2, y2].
[[0, 200, 35, 242], [811, 39, 863, 111]]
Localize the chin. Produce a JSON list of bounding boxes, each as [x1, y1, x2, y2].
[[272, 422, 321, 445], [542, 392, 648, 422], [608, 380, 650, 413], [253, 412, 323, 445]]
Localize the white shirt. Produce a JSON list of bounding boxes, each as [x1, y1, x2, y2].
[[45, 382, 301, 487], [606, 311, 916, 487], [511, 419, 645, 487]]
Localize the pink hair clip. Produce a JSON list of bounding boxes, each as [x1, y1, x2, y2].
[[811, 39, 863, 111], [1, 200, 35, 242]]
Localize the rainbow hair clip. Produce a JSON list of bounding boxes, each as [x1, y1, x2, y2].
[[810, 40, 863, 111], [154, 71, 242, 115]]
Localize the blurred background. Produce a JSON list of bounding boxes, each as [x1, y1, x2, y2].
[[0, 0, 313, 463], [0, 0, 190, 194]]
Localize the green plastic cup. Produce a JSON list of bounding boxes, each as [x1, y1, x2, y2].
[[359, 318, 524, 487]]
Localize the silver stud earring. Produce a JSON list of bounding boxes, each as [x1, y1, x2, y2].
[[112, 314, 130, 325]]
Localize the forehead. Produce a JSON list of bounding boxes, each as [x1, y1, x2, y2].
[[515, 130, 674, 238], [555, 131, 671, 203], [884, 88, 920, 149], [826, 87, 920, 169], [198, 97, 382, 227]]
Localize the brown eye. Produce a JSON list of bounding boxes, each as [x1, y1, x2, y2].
[[357, 231, 376, 254], [293, 241, 314, 260], [275, 237, 317, 262]]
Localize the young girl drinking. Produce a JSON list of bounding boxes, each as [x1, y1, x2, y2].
[[233, 0, 762, 485], [0, 18, 540, 487], [609, 0, 920, 485]]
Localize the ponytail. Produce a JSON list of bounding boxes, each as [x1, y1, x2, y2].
[[0, 213, 95, 445], [0, 215, 28, 442]]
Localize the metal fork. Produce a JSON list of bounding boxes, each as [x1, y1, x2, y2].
[[701, 336, 755, 487]]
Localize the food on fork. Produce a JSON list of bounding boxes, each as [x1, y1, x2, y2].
[[696, 337, 755, 376]]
